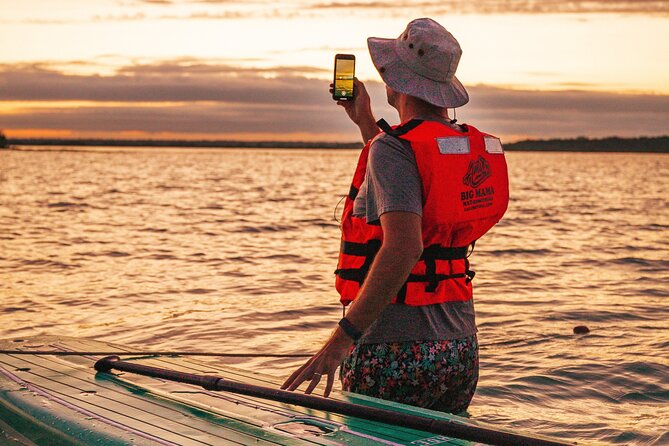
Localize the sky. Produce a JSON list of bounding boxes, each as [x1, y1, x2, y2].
[[1, 0, 668, 142]]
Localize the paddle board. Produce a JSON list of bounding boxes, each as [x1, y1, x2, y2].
[[0, 336, 566, 446]]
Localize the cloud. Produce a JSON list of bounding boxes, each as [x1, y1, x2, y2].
[[128, 0, 669, 15], [1, 61, 667, 140], [4, 0, 667, 26], [123, 0, 251, 5], [0, 61, 328, 105], [94, 11, 252, 22], [462, 85, 669, 139], [8, 0, 665, 26], [0, 103, 352, 137], [310, 0, 669, 15]]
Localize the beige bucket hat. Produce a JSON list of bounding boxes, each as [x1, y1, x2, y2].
[[367, 18, 469, 108]]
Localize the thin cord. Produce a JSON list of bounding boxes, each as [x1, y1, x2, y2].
[[333, 194, 346, 223], [0, 334, 570, 357], [0, 350, 313, 358]]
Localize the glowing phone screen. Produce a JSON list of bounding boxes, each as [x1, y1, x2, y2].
[[334, 57, 355, 100]]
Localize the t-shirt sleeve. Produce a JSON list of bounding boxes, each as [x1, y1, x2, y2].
[[364, 134, 423, 224]]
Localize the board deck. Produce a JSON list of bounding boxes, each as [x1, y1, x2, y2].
[[0, 336, 559, 446]]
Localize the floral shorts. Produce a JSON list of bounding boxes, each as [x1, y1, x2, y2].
[[340, 334, 479, 414]]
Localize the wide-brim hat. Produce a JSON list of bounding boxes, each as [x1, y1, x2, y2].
[[367, 18, 469, 108]]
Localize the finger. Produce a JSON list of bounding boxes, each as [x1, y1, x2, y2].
[[281, 358, 314, 389], [281, 362, 308, 388], [324, 371, 335, 398], [286, 366, 315, 391], [283, 371, 306, 391], [304, 373, 322, 394], [281, 367, 304, 389], [353, 78, 367, 96]]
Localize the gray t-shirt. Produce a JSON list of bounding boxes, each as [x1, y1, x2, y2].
[[352, 127, 477, 344]]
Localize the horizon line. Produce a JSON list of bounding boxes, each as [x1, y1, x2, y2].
[[3, 135, 668, 153]]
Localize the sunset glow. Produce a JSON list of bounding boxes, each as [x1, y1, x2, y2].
[[1, 0, 668, 141]]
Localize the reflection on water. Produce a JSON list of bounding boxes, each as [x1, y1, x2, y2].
[[1, 147, 668, 445]]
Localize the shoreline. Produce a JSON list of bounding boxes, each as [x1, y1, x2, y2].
[[2, 135, 668, 152]]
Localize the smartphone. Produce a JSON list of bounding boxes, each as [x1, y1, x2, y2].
[[333, 54, 355, 101]]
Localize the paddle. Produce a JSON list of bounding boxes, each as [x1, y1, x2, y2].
[[94, 356, 575, 446]]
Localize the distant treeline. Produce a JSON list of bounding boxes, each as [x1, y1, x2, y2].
[[2, 135, 668, 152], [504, 136, 669, 152], [3, 138, 362, 150]]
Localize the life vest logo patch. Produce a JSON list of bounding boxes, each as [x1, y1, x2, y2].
[[436, 137, 470, 154], [462, 155, 491, 188]]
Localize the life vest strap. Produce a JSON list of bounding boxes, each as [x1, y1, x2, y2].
[[334, 239, 383, 284], [333, 268, 367, 284], [348, 185, 359, 200], [336, 240, 475, 297], [407, 272, 467, 282], [341, 241, 469, 260], [420, 244, 469, 261], [376, 118, 424, 139], [340, 240, 381, 257], [420, 244, 470, 292]]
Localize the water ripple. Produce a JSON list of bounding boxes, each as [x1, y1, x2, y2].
[[0, 149, 667, 446]]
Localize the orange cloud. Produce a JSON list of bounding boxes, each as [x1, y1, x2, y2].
[[1, 60, 668, 142]]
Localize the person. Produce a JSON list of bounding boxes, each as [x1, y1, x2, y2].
[[282, 17, 509, 414]]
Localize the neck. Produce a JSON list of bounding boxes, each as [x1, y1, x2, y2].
[[396, 95, 449, 123]]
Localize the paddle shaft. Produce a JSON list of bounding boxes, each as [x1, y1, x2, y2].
[[94, 356, 574, 446]]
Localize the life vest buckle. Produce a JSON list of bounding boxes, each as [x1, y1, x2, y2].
[[465, 268, 476, 284]]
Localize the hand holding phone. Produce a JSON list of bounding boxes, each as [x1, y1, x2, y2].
[[333, 54, 355, 101], [331, 77, 378, 143]]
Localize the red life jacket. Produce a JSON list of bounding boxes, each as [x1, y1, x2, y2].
[[335, 119, 509, 306]]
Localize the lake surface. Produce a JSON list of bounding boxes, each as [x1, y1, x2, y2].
[[1, 147, 667, 445]]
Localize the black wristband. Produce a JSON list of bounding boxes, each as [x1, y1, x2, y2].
[[338, 317, 363, 342]]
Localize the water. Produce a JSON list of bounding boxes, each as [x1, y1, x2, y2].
[[1, 147, 667, 445]]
